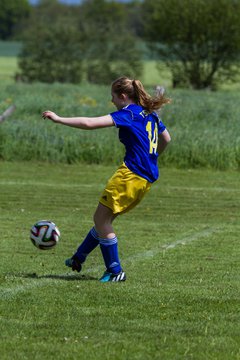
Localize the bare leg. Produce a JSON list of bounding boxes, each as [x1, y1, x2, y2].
[[93, 202, 118, 239], [94, 203, 123, 275]]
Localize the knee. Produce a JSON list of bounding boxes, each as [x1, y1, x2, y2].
[[93, 211, 114, 238]]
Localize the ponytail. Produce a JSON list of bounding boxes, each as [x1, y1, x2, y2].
[[112, 76, 171, 113]]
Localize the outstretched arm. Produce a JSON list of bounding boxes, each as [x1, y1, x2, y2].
[[42, 111, 114, 130], [158, 129, 171, 155]]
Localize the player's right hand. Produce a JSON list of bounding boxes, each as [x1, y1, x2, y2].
[[42, 110, 60, 122]]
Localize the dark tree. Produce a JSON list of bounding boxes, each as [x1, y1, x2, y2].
[[0, 0, 30, 40], [79, 0, 143, 84], [18, 2, 85, 84], [143, 0, 240, 89]]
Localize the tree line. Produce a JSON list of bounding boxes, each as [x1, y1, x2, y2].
[[1, 0, 240, 90]]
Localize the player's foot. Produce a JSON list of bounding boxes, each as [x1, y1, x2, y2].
[[99, 270, 126, 282], [65, 256, 82, 273]]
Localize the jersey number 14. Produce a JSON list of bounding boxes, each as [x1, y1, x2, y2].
[[146, 121, 158, 154]]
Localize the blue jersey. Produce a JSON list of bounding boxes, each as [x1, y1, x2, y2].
[[110, 104, 166, 183]]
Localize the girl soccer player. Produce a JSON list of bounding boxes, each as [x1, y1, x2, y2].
[[42, 76, 171, 282]]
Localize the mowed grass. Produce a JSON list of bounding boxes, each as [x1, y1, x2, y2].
[[0, 57, 18, 80], [0, 161, 239, 360]]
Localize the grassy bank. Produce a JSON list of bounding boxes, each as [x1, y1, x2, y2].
[[0, 41, 239, 170], [0, 81, 240, 170]]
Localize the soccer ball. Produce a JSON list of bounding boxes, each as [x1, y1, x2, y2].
[[30, 220, 60, 250]]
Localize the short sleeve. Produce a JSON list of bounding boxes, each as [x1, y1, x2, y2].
[[110, 108, 133, 128], [152, 112, 166, 134], [158, 120, 166, 134]]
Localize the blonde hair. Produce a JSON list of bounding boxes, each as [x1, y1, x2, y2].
[[111, 76, 171, 113]]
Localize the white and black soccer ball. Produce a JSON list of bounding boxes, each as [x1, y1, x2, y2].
[[30, 220, 60, 250]]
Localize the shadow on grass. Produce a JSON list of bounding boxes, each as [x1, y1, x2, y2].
[[19, 272, 98, 281]]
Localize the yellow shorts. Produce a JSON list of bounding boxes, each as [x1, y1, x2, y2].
[[99, 163, 151, 215]]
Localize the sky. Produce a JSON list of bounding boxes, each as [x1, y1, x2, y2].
[[29, 0, 81, 4], [29, 0, 131, 4]]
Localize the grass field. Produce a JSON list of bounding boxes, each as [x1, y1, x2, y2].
[[0, 162, 239, 360]]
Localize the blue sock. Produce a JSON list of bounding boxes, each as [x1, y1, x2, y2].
[[99, 236, 122, 274], [74, 227, 99, 263]]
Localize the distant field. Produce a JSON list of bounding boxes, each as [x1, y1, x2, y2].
[[0, 41, 21, 81], [1, 40, 240, 90], [0, 56, 170, 88], [0, 57, 18, 80], [0, 162, 239, 360], [143, 61, 171, 87], [0, 40, 171, 86], [0, 41, 22, 56]]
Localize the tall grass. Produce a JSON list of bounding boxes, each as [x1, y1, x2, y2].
[[0, 81, 239, 170], [0, 82, 124, 164], [163, 89, 240, 170]]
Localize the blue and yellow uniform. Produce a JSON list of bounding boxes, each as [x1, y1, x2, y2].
[[100, 104, 166, 214]]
